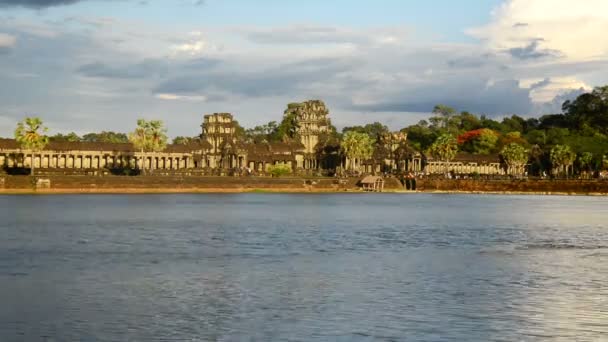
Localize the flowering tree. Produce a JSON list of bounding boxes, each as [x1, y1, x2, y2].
[[457, 128, 499, 154]]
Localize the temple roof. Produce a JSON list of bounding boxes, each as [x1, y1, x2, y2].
[[0, 138, 211, 153]]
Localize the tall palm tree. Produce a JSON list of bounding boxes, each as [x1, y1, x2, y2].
[[14, 117, 49, 176], [147, 120, 168, 173], [550, 144, 576, 178], [129, 119, 149, 174], [578, 152, 594, 179], [429, 133, 458, 176], [341, 131, 374, 172]]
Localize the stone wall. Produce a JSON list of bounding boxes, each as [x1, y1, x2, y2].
[[417, 179, 608, 194]]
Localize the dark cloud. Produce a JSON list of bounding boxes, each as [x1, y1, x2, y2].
[[0, 0, 82, 8], [533, 88, 587, 115], [508, 39, 562, 60], [76, 59, 170, 79], [350, 79, 534, 116], [153, 57, 354, 97]]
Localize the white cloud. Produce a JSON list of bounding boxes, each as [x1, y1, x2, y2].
[[155, 93, 207, 102], [469, 0, 608, 61]]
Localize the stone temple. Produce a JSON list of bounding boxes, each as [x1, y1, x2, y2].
[[0, 100, 435, 176]]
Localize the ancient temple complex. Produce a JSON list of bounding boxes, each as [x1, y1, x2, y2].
[[0, 99, 502, 176]]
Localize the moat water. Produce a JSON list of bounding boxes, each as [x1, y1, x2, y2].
[[1, 194, 607, 341]]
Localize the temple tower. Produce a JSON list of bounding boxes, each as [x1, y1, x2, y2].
[[285, 100, 330, 154], [282, 100, 331, 170], [201, 113, 236, 154]]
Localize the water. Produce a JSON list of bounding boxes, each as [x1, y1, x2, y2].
[[1, 194, 607, 341]]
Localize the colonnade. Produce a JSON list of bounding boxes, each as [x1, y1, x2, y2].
[[425, 161, 504, 175], [0, 151, 193, 170]]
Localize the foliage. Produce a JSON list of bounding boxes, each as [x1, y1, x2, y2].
[[457, 128, 499, 154], [82, 131, 129, 143], [14, 117, 49, 176], [172, 136, 192, 145], [267, 163, 291, 177], [342, 122, 390, 142], [50, 132, 81, 142], [429, 133, 458, 174], [500, 143, 528, 176], [578, 152, 594, 173], [128, 119, 168, 172], [550, 144, 576, 177], [563, 86, 608, 133], [432, 104, 457, 131], [341, 131, 375, 171]]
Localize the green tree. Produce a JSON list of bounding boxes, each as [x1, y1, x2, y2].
[[14, 117, 49, 176], [341, 131, 374, 171], [429, 133, 458, 175], [147, 120, 168, 172], [129, 119, 148, 173], [500, 143, 528, 177], [432, 104, 457, 132], [129, 119, 168, 174], [82, 131, 129, 143], [50, 132, 81, 142], [172, 136, 192, 145], [342, 122, 390, 141], [578, 152, 594, 178], [563, 86, 608, 133], [550, 144, 576, 178]]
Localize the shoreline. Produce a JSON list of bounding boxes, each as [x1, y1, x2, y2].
[[1, 188, 607, 196]]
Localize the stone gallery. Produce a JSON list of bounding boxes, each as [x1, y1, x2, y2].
[[0, 100, 503, 176]]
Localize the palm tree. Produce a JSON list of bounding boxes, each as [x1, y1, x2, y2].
[[550, 144, 576, 178], [129, 119, 149, 173], [578, 152, 594, 179], [14, 117, 49, 176], [529, 144, 544, 176], [147, 120, 168, 173], [341, 131, 374, 172], [500, 143, 528, 177], [429, 133, 458, 176]]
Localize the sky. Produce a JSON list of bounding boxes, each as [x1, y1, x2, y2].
[[0, 0, 607, 138]]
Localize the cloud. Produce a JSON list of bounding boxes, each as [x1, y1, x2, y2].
[[76, 59, 169, 79], [0, 33, 16, 52], [153, 57, 355, 98], [468, 0, 608, 61], [349, 79, 534, 115], [508, 39, 562, 60], [0, 0, 82, 8], [243, 25, 407, 46], [155, 93, 207, 102], [1, 2, 607, 137]]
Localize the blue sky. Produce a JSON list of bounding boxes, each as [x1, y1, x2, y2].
[[0, 0, 606, 137]]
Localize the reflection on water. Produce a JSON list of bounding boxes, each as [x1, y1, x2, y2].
[[1, 194, 607, 341]]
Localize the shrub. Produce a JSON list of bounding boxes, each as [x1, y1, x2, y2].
[[268, 164, 291, 177]]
